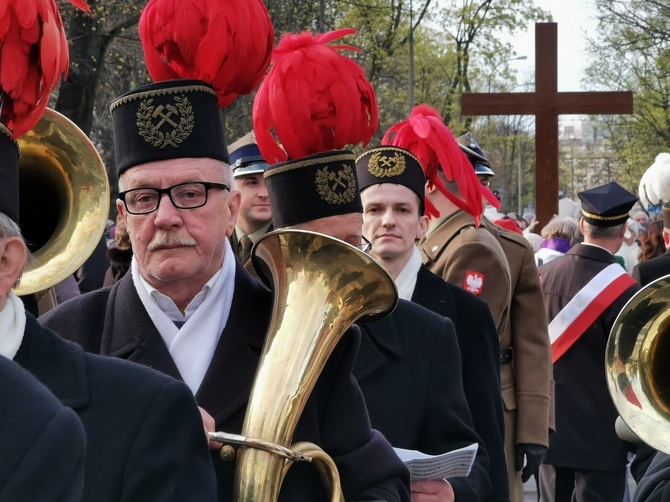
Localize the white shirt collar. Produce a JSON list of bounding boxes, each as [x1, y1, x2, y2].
[[0, 292, 26, 360], [394, 246, 423, 301], [132, 238, 237, 394]]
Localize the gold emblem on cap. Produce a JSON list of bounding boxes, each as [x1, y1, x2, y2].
[[367, 151, 406, 178], [136, 95, 194, 149], [315, 164, 357, 204]]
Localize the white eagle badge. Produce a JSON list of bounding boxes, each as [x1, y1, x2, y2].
[[464, 271, 484, 295]]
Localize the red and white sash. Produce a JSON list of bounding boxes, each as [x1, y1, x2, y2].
[[549, 263, 636, 363]]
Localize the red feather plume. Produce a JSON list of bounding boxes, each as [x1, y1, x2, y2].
[[382, 104, 499, 225], [252, 28, 378, 164], [0, 0, 90, 139], [139, 0, 274, 109]]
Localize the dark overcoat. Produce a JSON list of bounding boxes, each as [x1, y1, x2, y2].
[[632, 249, 670, 286], [412, 264, 509, 501], [0, 354, 85, 502], [539, 244, 639, 470], [16, 314, 217, 502], [357, 299, 491, 501], [40, 262, 411, 502]]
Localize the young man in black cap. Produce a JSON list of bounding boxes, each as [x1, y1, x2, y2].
[[632, 202, 670, 285], [458, 133, 552, 502], [0, 116, 217, 501], [227, 131, 272, 276], [355, 146, 509, 501], [538, 181, 640, 501], [265, 148, 492, 502]]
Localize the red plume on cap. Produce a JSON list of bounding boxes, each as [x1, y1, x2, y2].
[[0, 0, 90, 139], [253, 28, 378, 164], [382, 104, 499, 225], [139, 0, 274, 109]]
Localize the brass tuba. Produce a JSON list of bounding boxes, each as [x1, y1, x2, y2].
[[210, 229, 398, 501], [606, 274, 670, 453], [13, 108, 110, 296]]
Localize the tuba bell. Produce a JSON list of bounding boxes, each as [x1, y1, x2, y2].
[[210, 229, 398, 501], [606, 274, 670, 454], [13, 108, 110, 296]]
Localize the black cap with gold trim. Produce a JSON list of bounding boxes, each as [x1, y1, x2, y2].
[[0, 124, 20, 222], [355, 146, 426, 214], [578, 181, 637, 227], [110, 79, 228, 177], [264, 150, 362, 228]]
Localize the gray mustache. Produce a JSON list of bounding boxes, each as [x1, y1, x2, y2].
[[148, 232, 197, 250]]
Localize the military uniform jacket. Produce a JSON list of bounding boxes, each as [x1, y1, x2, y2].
[[419, 210, 512, 337], [40, 263, 411, 502], [539, 244, 640, 470], [16, 313, 217, 502], [229, 224, 273, 279], [412, 264, 509, 501], [357, 299, 491, 501], [483, 220, 552, 445], [0, 354, 85, 502], [632, 249, 670, 286]]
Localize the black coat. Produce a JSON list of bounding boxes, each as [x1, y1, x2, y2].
[[357, 299, 491, 501], [539, 244, 639, 470], [40, 262, 411, 502], [412, 264, 509, 501], [632, 249, 670, 286], [16, 314, 217, 502], [0, 354, 85, 502]]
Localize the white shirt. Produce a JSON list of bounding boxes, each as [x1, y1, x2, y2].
[[0, 292, 25, 360], [394, 246, 423, 301], [132, 238, 236, 394]]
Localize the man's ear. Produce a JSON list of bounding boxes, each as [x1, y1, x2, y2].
[[416, 214, 430, 240], [664, 229, 670, 247], [0, 237, 28, 297], [225, 190, 242, 237]]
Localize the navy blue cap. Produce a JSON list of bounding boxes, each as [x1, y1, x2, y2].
[[0, 124, 20, 223], [578, 182, 638, 227], [456, 132, 495, 176], [228, 131, 269, 178]]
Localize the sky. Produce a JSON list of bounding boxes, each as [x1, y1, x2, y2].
[[507, 0, 599, 91]]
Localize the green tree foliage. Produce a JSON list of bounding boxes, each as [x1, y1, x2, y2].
[[586, 0, 670, 192]]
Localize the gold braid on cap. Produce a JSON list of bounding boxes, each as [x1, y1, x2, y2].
[[264, 153, 355, 178], [581, 209, 629, 221]]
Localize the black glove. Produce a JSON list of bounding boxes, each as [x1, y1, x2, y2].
[[514, 443, 547, 483]]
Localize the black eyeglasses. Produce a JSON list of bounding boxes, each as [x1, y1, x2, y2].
[[119, 182, 230, 215], [353, 235, 372, 253]]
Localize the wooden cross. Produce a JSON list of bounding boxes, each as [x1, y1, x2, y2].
[[461, 23, 633, 229]]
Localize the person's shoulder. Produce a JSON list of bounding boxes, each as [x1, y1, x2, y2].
[[393, 299, 455, 338], [41, 285, 113, 320]]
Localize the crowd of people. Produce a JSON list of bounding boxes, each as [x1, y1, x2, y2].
[[3, 1, 670, 502]]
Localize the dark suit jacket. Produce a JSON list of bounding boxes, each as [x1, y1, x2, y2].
[[358, 299, 491, 501], [413, 265, 509, 501], [632, 249, 670, 286], [17, 314, 217, 502], [632, 446, 670, 502], [539, 244, 640, 470], [40, 262, 411, 502], [0, 355, 85, 502]]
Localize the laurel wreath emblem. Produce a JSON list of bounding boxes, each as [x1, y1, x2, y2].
[[315, 164, 357, 204], [367, 151, 406, 178], [136, 95, 195, 149]]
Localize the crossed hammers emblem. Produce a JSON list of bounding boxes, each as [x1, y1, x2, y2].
[[152, 104, 180, 129]]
